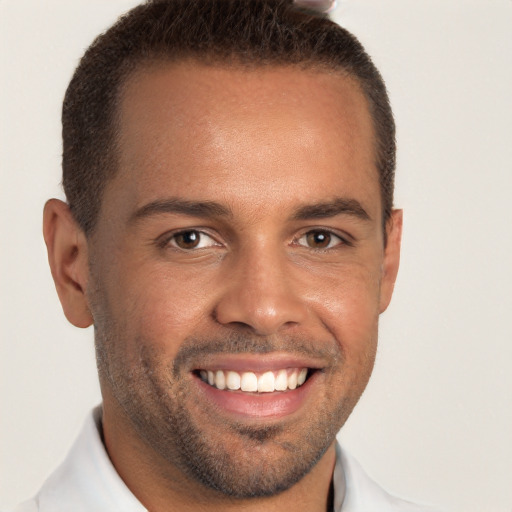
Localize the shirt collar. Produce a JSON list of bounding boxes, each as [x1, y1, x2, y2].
[[332, 441, 347, 511]]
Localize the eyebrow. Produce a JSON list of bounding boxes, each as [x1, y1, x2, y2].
[[291, 197, 371, 222], [130, 196, 371, 224], [131, 198, 231, 223]]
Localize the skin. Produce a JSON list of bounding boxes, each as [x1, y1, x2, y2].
[[43, 62, 402, 512]]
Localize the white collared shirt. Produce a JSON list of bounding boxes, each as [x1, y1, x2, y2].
[[14, 407, 438, 512]]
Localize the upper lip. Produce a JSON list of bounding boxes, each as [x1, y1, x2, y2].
[[192, 352, 326, 373]]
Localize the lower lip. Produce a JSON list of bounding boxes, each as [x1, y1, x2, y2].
[[195, 372, 318, 420]]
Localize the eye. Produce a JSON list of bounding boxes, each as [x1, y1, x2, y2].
[[295, 230, 345, 249], [167, 230, 219, 250]]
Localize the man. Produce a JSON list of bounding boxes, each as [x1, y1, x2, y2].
[[16, 0, 436, 510]]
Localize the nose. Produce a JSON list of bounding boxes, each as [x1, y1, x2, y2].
[[213, 246, 308, 336]]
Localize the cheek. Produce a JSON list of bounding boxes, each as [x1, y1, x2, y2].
[[305, 262, 381, 401], [306, 262, 382, 345], [319, 270, 380, 391], [109, 264, 216, 354]]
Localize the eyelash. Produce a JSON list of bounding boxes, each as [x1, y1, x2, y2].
[[159, 227, 353, 252], [159, 229, 221, 250], [293, 229, 352, 250]]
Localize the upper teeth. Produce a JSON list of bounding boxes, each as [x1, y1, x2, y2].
[[199, 368, 308, 393]]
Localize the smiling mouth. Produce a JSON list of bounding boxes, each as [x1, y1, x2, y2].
[[197, 368, 309, 393]]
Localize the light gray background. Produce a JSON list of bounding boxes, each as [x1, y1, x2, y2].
[[1, 1, 511, 510]]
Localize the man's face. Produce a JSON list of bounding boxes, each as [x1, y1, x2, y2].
[[86, 62, 399, 498]]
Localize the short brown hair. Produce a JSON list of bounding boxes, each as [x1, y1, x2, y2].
[[62, 0, 395, 235]]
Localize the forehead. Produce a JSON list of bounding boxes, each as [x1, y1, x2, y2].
[[112, 61, 378, 219]]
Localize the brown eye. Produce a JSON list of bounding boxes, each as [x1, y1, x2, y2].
[[296, 230, 344, 249], [306, 231, 331, 248], [174, 231, 201, 249], [168, 230, 219, 250]]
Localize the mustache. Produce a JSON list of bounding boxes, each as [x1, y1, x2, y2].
[[171, 331, 342, 375]]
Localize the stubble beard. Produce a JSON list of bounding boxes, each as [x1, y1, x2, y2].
[[91, 294, 375, 499]]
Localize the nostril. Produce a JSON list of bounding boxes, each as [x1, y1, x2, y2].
[[211, 310, 253, 332]]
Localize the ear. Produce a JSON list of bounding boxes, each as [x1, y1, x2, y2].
[[379, 209, 403, 314], [43, 199, 93, 328]]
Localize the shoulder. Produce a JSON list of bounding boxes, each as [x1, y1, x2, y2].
[[12, 407, 146, 512], [338, 447, 442, 512]]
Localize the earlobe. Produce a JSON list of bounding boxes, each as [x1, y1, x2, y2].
[[379, 209, 403, 314], [43, 199, 93, 328]]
